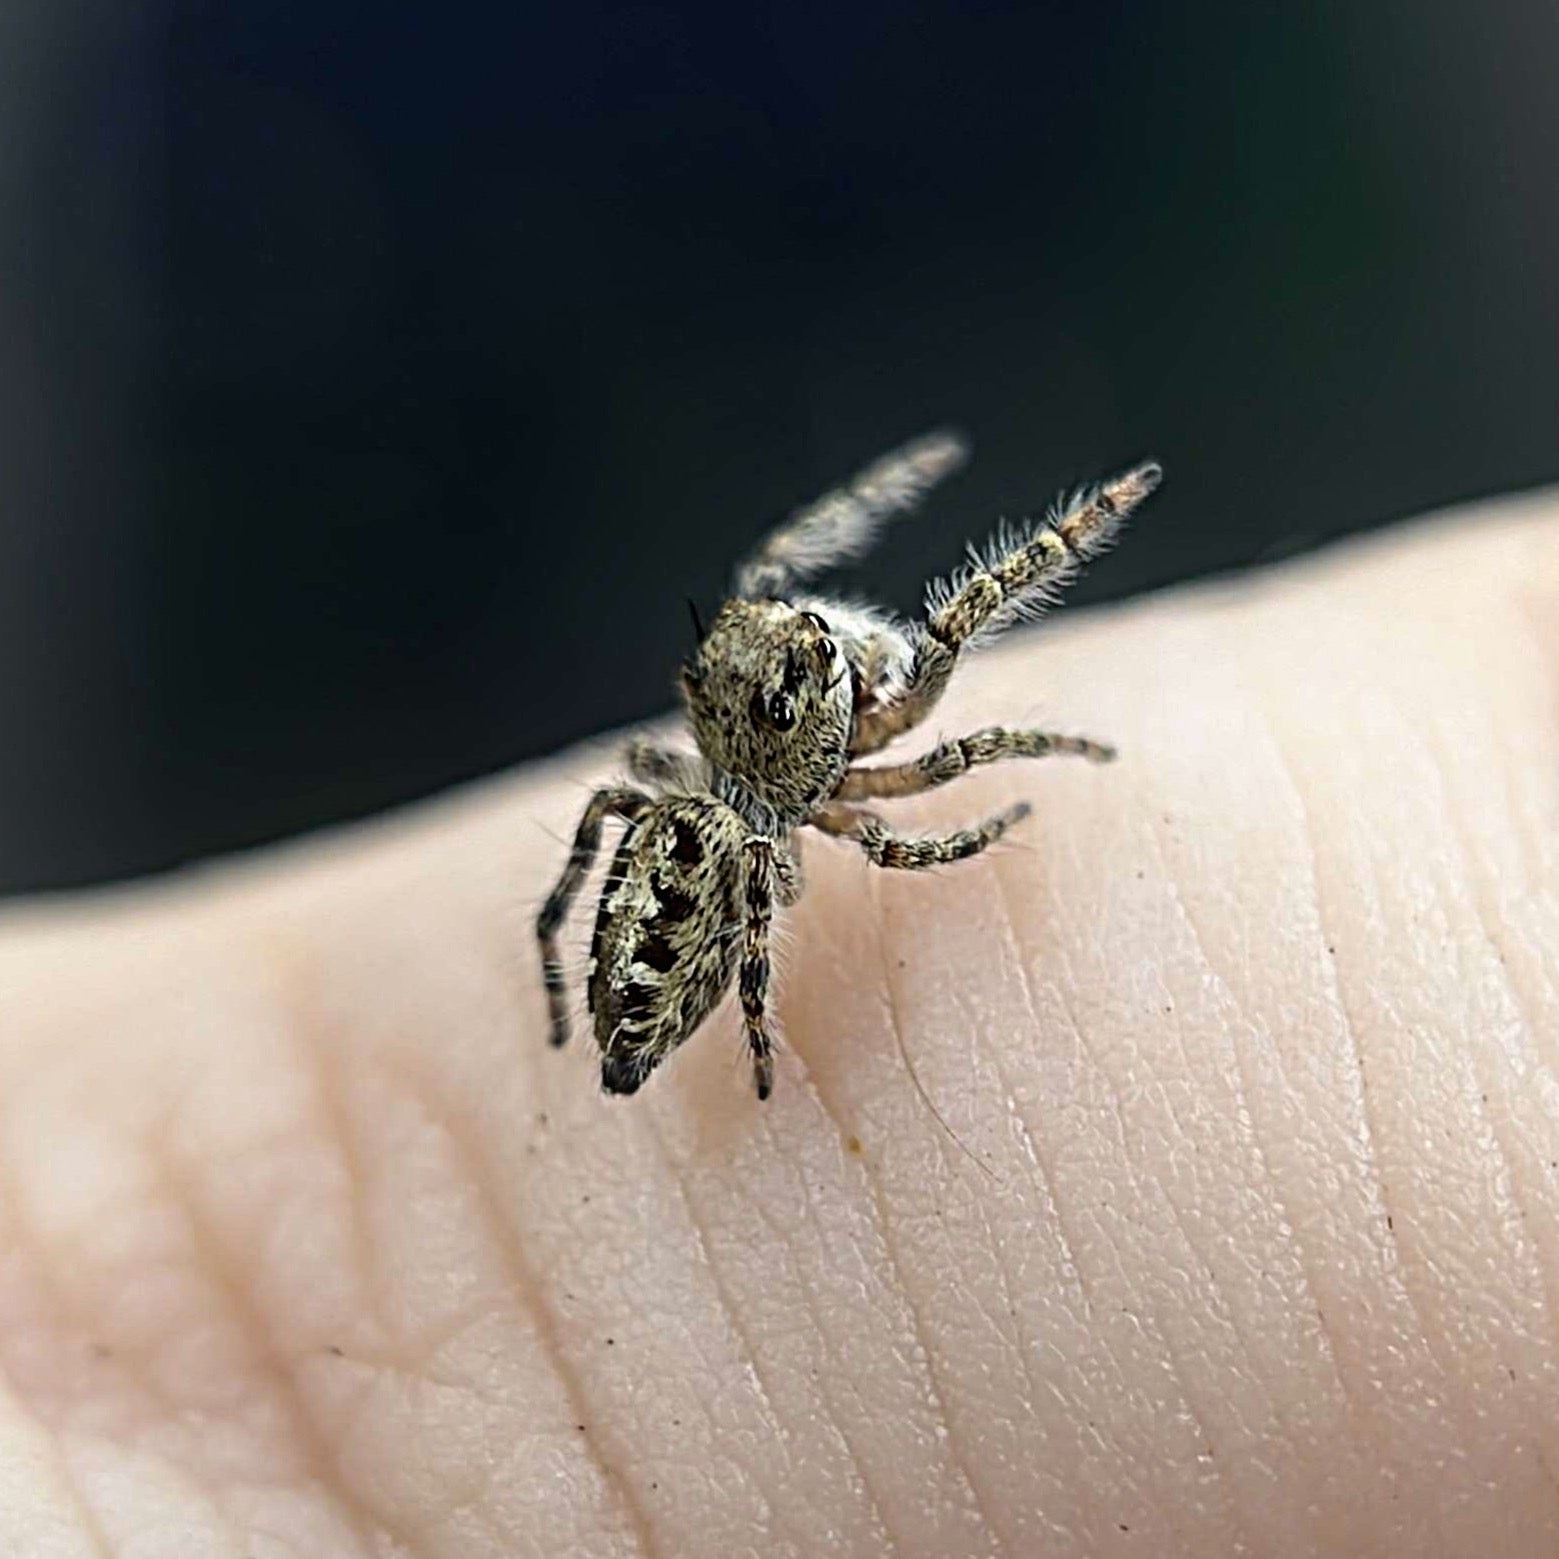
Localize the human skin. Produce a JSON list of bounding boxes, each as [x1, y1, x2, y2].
[[0, 491, 1555, 1558]]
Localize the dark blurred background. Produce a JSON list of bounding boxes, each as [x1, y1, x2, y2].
[[3, 0, 1558, 894]]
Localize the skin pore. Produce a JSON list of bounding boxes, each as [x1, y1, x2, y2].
[[0, 489, 1555, 1557]]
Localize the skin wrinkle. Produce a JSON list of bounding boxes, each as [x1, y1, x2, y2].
[[0, 1213, 117, 1559], [630, 1113, 819, 1557], [1001, 848, 1241, 1557], [338, 1370, 571, 1557], [56, 1444, 243, 1559], [981, 845, 1097, 1310], [1511, 594, 1559, 893], [865, 862, 1017, 1559], [508, 1028, 798, 1552], [1140, 808, 1354, 1435], [758, 1003, 995, 1555], [386, 851, 742, 1548], [146, 1053, 464, 1546], [273, 935, 387, 1360], [371, 1056, 656, 1559], [1384, 787, 1559, 1509], [776, 835, 1030, 1549], [1486, 694, 1545, 907], [1241, 689, 1450, 1520], [0, 1137, 194, 1540], [1410, 718, 1559, 1480], [1042, 819, 1272, 1544], [1249, 598, 1559, 1544], [969, 845, 1120, 1537], [405, 1445, 523, 1559], [1249, 659, 1436, 1361], [1432, 735, 1559, 1087], [1362, 717, 1540, 1303], [984, 836, 1226, 1552], [53, 1455, 120, 1559], [1422, 694, 1559, 1096], [871, 909, 1010, 1189], [872, 848, 1083, 1549], [315, 1313, 573, 1439], [759, 1155, 932, 1553], [1138, 712, 1490, 1540], [146, 1137, 380, 1559], [783, 885, 1009, 1557], [296, 1298, 523, 1411], [1141, 809, 1377, 1548], [0, 1182, 227, 1456], [736, 1097, 903, 1556]]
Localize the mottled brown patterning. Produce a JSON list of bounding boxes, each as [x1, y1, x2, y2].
[[585, 798, 748, 1095], [536, 431, 1161, 1099]]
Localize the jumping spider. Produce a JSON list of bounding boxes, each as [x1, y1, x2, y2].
[[537, 432, 1161, 1099]]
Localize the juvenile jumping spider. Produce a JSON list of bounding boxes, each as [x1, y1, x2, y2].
[[537, 432, 1161, 1099]]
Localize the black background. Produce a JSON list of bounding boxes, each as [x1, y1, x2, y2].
[[3, 0, 1558, 894]]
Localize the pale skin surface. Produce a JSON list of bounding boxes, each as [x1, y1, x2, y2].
[[0, 491, 1556, 1558]]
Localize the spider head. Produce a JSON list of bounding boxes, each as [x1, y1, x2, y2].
[[681, 598, 852, 819]]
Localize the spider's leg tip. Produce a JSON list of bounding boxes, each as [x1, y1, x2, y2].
[[600, 1055, 643, 1096], [910, 424, 966, 453]]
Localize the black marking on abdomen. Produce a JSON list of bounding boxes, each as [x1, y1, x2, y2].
[[637, 930, 678, 972], [670, 816, 703, 865], [654, 879, 697, 923]]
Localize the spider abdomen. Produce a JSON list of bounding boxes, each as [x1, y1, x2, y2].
[[587, 796, 748, 1094]]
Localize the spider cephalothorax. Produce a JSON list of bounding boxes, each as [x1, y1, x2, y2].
[[681, 597, 854, 823], [537, 431, 1161, 1099]]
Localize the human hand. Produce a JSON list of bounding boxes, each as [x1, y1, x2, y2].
[[1, 489, 1555, 1556]]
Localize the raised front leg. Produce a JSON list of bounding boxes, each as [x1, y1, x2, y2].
[[734, 430, 967, 599], [812, 800, 1032, 868], [739, 837, 779, 1099], [535, 786, 651, 1048], [852, 460, 1160, 755], [836, 725, 1115, 801]]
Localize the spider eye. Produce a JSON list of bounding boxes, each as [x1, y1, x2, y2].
[[801, 610, 830, 633], [751, 689, 796, 732]]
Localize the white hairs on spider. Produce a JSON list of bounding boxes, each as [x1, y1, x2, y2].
[[921, 522, 1073, 643], [920, 480, 1131, 647]]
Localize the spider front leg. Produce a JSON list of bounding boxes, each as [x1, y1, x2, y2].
[[739, 836, 779, 1099], [852, 459, 1161, 755], [836, 724, 1115, 802], [812, 799, 1032, 868], [535, 786, 651, 1048], [734, 429, 967, 600]]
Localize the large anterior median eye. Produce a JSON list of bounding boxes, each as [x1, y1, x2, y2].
[[751, 689, 796, 732], [801, 610, 830, 633]]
